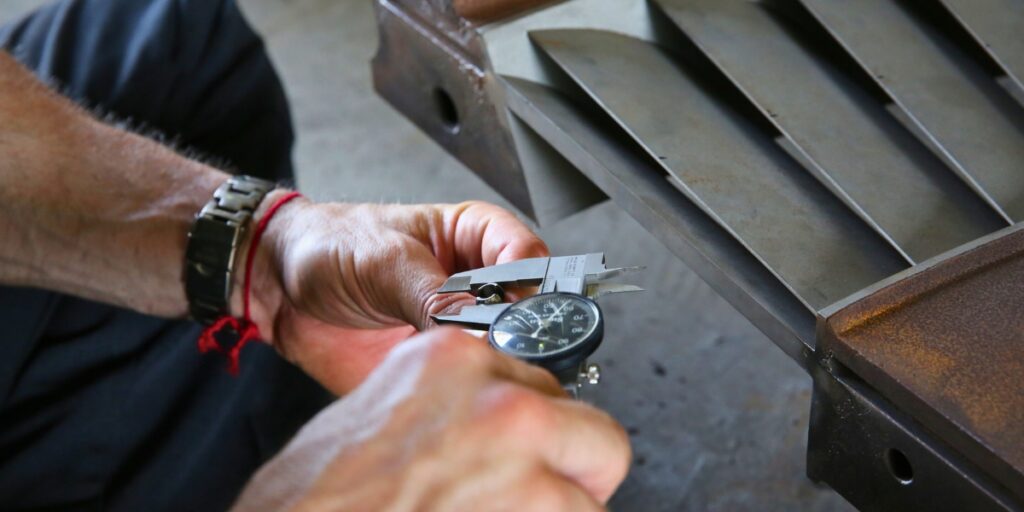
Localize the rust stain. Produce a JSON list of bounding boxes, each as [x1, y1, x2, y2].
[[822, 228, 1024, 497]]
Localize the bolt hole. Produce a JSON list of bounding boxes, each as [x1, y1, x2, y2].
[[433, 87, 460, 133], [885, 448, 914, 485]]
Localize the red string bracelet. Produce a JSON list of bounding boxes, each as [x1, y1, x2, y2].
[[197, 191, 303, 375]]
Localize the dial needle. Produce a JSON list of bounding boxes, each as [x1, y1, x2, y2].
[[553, 299, 572, 316]]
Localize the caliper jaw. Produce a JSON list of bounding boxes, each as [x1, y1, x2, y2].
[[433, 303, 509, 330], [431, 253, 643, 328]]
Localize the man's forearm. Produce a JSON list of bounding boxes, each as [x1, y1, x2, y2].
[[0, 53, 230, 316]]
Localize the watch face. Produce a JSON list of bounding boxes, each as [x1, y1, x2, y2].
[[489, 293, 601, 359]]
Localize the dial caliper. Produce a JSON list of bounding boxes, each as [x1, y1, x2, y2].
[[432, 253, 642, 396]]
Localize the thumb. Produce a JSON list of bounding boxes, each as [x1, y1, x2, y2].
[[389, 243, 475, 330]]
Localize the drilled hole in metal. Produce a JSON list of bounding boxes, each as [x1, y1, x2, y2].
[[885, 448, 914, 485], [434, 87, 460, 133]]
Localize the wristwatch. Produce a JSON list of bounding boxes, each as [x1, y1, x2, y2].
[[185, 175, 276, 324]]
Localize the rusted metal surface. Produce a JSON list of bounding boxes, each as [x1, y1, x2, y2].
[[821, 226, 1024, 503], [806, 365, 1018, 511]]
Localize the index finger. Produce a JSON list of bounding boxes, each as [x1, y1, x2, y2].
[[540, 398, 633, 503], [482, 385, 632, 503], [442, 201, 550, 271]]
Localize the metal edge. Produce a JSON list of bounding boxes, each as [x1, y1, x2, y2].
[[502, 75, 816, 369]]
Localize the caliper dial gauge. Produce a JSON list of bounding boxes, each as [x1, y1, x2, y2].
[[488, 292, 604, 377]]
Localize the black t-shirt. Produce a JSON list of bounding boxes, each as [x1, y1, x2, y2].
[[0, 1, 332, 509]]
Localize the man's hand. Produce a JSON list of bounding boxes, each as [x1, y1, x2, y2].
[[240, 196, 549, 394], [0, 52, 550, 394], [232, 327, 631, 511]]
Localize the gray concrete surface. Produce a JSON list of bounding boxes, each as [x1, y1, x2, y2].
[[1, 0, 853, 510]]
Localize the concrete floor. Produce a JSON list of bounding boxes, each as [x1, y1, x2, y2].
[[2, 0, 853, 510]]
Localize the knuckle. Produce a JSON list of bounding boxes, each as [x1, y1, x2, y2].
[[611, 439, 632, 485], [354, 234, 401, 271], [379, 233, 415, 262], [616, 424, 633, 473], [523, 236, 549, 255], [525, 363, 563, 394], [522, 476, 573, 511], [592, 409, 632, 484], [425, 327, 489, 366], [477, 384, 556, 438], [457, 199, 497, 211], [456, 200, 520, 225], [423, 289, 470, 320], [413, 275, 444, 328]]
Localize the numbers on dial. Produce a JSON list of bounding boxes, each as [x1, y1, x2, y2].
[[490, 294, 599, 358]]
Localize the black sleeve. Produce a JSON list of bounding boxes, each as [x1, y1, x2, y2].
[[0, 2, 330, 510]]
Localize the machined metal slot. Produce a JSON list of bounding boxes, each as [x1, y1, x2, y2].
[[939, 0, 1024, 108], [800, 0, 1024, 222], [502, 76, 817, 367], [652, 0, 1006, 264], [530, 29, 907, 311]]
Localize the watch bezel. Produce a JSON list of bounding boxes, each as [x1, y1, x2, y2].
[[487, 292, 604, 371], [184, 175, 276, 324]]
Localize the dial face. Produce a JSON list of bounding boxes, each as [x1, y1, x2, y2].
[[490, 293, 600, 359]]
